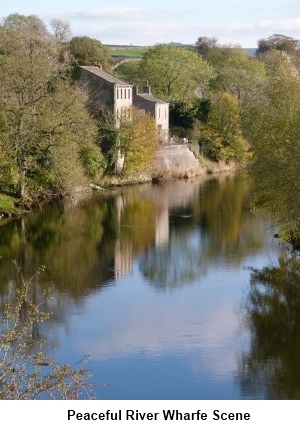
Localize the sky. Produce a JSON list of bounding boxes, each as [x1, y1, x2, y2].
[[1, 0, 300, 47]]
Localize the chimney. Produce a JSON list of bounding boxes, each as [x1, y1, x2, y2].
[[93, 60, 102, 69], [143, 80, 151, 95]]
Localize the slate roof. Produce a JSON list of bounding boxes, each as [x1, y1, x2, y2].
[[81, 66, 132, 86], [134, 93, 169, 104]]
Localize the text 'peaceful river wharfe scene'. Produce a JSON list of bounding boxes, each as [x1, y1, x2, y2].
[[1, 1, 300, 400]]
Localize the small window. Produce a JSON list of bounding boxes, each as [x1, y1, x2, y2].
[[117, 88, 119, 99], [128, 89, 131, 99], [158, 107, 160, 119], [120, 89, 123, 99]]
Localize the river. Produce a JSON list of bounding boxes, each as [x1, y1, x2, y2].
[[1, 173, 299, 399]]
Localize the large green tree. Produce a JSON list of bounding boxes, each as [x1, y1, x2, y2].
[[69, 36, 111, 69], [207, 45, 265, 101], [244, 50, 300, 243], [138, 44, 213, 101], [256, 34, 300, 57], [0, 14, 101, 200]]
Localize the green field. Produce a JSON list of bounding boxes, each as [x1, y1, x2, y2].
[[108, 46, 148, 57]]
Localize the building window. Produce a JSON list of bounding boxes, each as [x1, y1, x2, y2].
[[158, 107, 160, 119], [120, 89, 123, 99], [128, 89, 131, 99], [117, 88, 119, 99]]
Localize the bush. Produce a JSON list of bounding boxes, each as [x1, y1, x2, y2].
[[0, 263, 94, 399]]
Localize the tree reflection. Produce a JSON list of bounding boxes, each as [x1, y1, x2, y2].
[[0, 190, 157, 298], [139, 175, 265, 290], [239, 251, 300, 399]]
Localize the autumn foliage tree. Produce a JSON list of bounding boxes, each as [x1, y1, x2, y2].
[[0, 14, 102, 200], [200, 92, 248, 162], [244, 50, 300, 243], [119, 108, 160, 175]]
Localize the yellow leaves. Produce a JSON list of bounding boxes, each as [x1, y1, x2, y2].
[[119, 108, 159, 174], [245, 51, 300, 242], [201, 92, 248, 162]]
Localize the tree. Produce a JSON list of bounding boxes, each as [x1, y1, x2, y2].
[[199, 92, 248, 162], [256, 34, 300, 57], [0, 264, 94, 399], [207, 45, 265, 100], [1, 13, 48, 35], [0, 15, 101, 200], [244, 50, 300, 243], [169, 100, 196, 131], [89, 105, 159, 175], [240, 251, 300, 399], [118, 108, 160, 174], [195, 36, 218, 59], [169, 98, 210, 140], [138, 44, 213, 101], [69, 36, 111, 69], [49, 18, 71, 43]]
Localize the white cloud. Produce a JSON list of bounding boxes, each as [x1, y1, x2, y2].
[[44, 6, 181, 23], [41, 7, 300, 47]]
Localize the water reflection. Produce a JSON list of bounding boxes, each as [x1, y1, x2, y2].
[[0, 174, 267, 293], [0, 174, 281, 399], [140, 175, 267, 290], [239, 250, 300, 399]]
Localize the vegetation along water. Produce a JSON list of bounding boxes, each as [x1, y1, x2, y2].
[[1, 13, 300, 399]]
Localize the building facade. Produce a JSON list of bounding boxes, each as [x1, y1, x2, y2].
[[80, 66, 132, 126], [133, 83, 169, 142], [80, 66, 169, 142]]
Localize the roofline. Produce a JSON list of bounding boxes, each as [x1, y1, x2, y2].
[[134, 93, 169, 104], [80, 66, 133, 86]]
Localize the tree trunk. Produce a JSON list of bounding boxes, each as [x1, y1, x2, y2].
[[19, 168, 26, 199]]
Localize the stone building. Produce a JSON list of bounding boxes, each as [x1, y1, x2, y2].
[[80, 66, 132, 126], [80, 66, 169, 142], [133, 83, 169, 142]]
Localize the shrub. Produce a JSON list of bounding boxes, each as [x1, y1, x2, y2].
[[0, 263, 94, 399]]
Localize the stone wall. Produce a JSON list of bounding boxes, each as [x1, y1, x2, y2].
[[154, 144, 203, 179]]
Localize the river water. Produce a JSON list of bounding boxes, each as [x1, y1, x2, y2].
[[1, 173, 299, 399]]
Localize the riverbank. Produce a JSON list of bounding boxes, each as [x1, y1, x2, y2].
[[100, 145, 238, 187], [0, 149, 239, 219], [0, 193, 24, 220]]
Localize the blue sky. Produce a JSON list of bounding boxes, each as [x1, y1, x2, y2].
[[1, 0, 300, 47]]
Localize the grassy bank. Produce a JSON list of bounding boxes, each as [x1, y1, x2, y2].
[[0, 193, 24, 219], [0, 193, 15, 210]]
